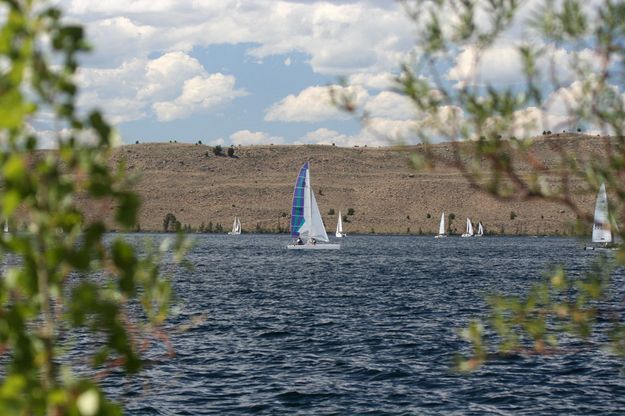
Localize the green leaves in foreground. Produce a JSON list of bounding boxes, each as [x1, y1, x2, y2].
[[456, 257, 618, 372], [0, 0, 188, 414]]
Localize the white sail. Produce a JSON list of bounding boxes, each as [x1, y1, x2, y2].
[[335, 211, 345, 238], [296, 167, 330, 242], [461, 218, 474, 237], [3, 219, 7, 233], [288, 162, 339, 249], [592, 183, 612, 243], [476, 222, 484, 236], [228, 217, 241, 235], [435, 212, 446, 238]]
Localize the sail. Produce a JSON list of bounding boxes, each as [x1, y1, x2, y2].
[[466, 218, 474, 236], [290, 162, 329, 242], [291, 163, 308, 237], [592, 183, 612, 243], [336, 211, 343, 237], [236, 217, 241, 233], [231, 218, 238, 234], [477, 222, 483, 236], [3, 219, 7, 233], [438, 212, 445, 235]]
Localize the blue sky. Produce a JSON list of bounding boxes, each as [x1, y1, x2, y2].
[[37, 0, 616, 148]]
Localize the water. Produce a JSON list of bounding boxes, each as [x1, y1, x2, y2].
[[101, 235, 625, 415]]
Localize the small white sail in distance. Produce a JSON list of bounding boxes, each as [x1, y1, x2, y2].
[[435, 212, 446, 238], [3, 219, 7, 233], [476, 222, 484, 237], [592, 183, 612, 243], [335, 211, 346, 238], [461, 218, 474, 237], [228, 217, 241, 235]]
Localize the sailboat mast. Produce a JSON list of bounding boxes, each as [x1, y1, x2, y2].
[[304, 163, 313, 234]]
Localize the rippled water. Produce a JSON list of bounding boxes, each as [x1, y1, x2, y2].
[[102, 234, 625, 415]]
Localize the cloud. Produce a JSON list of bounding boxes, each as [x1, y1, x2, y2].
[[448, 42, 601, 88], [348, 72, 396, 90], [153, 73, 247, 122], [230, 130, 284, 145], [364, 91, 416, 120], [297, 118, 419, 147], [265, 84, 368, 122], [77, 51, 246, 123], [63, 1, 415, 75]]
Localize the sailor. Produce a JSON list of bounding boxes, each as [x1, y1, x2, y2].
[[296, 237, 304, 245]]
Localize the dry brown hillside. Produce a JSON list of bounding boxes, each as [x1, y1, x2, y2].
[[103, 134, 607, 235]]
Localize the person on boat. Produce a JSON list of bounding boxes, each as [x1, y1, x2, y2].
[[309, 238, 316, 245], [296, 237, 303, 245]]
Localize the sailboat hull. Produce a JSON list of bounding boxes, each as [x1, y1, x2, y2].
[[287, 243, 341, 250]]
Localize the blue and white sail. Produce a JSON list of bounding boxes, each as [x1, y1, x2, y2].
[[290, 162, 330, 242]]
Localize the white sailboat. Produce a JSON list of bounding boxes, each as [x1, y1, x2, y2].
[[3, 219, 7, 233], [434, 212, 446, 238], [335, 211, 346, 238], [227, 216, 241, 235], [586, 183, 614, 250], [461, 218, 474, 237], [287, 162, 340, 250], [476, 222, 484, 237]]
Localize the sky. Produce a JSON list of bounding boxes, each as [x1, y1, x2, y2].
[[33, 0, 619, 147]]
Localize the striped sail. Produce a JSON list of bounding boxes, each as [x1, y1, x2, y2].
[[291, 163, 308, 237], [290, 162, 329, 242]]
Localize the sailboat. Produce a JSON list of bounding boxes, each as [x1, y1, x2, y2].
[[335, 211, 346, 238], [461, 218, 474, 237], [585, 183, 615, 250], [227, 217, 241, 235], [434, 212, 446, 238], [3, 219, 7, 233], [287, 162, 340, 250], [476, 222, 484, 237]]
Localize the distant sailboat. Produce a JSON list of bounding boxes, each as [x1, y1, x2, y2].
[[586, 183, 614, 250], [3, 219, 7, 233], [476, 222, 484, 237], [287, 162, 340, 250], [335, 211, 346, 238], [228, 217, 241, 235], [461, 218, 474, 237], [434, 212, 447, 238]]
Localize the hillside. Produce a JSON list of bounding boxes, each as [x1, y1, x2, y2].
[[102, 134, 607, 235]]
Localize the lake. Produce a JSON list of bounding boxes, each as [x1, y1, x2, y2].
[[102, 234, 625, 415]]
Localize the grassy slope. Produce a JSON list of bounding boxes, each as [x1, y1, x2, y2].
[[105, 134, 604, 235]]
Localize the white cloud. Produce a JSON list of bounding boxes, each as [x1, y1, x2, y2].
[[448, 42, 601, 88], [230, 130, 284, 145], [154, 73, 247, 122], [364, 91, 416, 120], [296, 128, 349, 145], [265, 84, 368, 122], [63, 1, 415, 75], [348, 72, 396, 90], [77, 52, 246, 123], [138, 52, 207, 101]]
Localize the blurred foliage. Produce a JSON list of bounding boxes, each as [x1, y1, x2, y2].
[[0, 0, 187, 413], [396, 0, 625, 370], [334, 0, 625, 370]]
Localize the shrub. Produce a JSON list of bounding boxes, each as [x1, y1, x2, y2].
[[328, 208, 335, 215], [213, 145, 223, 156], [163, 213, 177, 231], [347, 208, 355, 215], [227, 146, 235, 157], [510, 211, 517, 220]]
